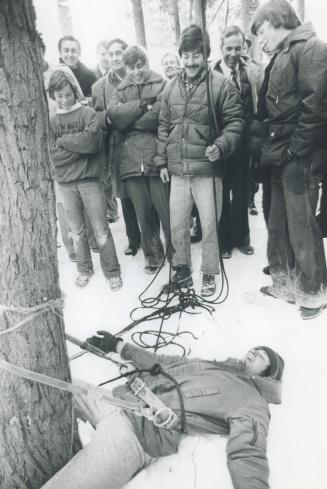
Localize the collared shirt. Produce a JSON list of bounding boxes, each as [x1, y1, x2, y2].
[[219, 59, 241, 89]]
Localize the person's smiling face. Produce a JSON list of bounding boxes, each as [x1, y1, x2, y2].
[[181, 50, 205, 80], [60, 40, 80, 69], [125, 59, 149, 85]]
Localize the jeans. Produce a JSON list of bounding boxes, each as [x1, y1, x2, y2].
[[125, 176, 165, 267], [170, 175, 222, 275], [268, 158, 327, 307], [101, 163, 119, 221], [59, 180, 120, 279]]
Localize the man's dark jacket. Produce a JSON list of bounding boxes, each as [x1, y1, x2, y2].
[[155, 69, 244, 177], [113, 343, 282, 489], [260, 23, 327, 168]]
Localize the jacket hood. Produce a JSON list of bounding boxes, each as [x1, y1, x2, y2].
[[283, 22, 316, 50], [119, 69, 163, 90], [252, 375, 282, 404], [225, 358, 282, 404]]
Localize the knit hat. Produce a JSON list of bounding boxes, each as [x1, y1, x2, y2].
[[255, 346, 284, 381]]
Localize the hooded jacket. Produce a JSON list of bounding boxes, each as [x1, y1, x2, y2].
[[261, 23, 327, 168], [107, 70, 166, 180], [113, 343, 282, 489], [155, 69, 244, 177]]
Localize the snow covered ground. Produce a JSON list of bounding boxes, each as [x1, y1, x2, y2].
[[58, 192, 327, 489]]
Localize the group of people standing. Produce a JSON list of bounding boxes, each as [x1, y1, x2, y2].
[[46, 0, 327, 318]]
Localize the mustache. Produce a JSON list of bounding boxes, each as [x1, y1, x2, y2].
[[185, 65, 199, 69]]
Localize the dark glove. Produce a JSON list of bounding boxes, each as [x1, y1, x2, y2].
[[86, 330, 122, 354]]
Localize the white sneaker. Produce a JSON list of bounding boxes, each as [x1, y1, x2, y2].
[[109, 276, 123, 291]]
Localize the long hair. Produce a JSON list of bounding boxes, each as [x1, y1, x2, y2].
[[251, 0, 301, 36]]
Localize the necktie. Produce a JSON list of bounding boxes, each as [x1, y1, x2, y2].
[[231, 68, 241, 92]]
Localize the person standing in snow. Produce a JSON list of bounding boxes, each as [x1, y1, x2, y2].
[[42, 331, 284, 489], [251, 0, 327, 320], [48, 70, 122, 291]]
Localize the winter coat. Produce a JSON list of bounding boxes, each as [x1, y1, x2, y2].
[[155, 69, 244, 177], [49, 105, 104, 183], [107, 70, 166, 180], [70, 61, 97, 98], [114, 343, 281, 489], [261, 23, 327, 169]]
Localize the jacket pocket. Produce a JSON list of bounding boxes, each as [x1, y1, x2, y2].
[[183, 385, 220, 398]]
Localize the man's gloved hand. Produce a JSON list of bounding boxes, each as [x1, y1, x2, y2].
[[86, 330, 122, 354], [140, 97, 157, 112]]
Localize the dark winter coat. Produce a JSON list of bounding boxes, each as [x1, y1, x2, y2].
[[70, 61, 97, 98], [114, 343, 281, 489], [261, 23, 327, 168], [155, 69, 244, 177], [107, 70, 166, 180], [49, 105, 104, 183]]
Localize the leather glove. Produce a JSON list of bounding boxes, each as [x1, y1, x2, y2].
[[86, 330, 122, 354]]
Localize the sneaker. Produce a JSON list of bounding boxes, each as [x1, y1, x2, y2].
[[144, 265, 160, 274], [162, 265, 193, 293], [260, 285, 295, 305], [300, 305, 325, 320], [75, 274, 92, 288], [239, 245, 254, 255], [201, 274, 216, 297], [222, 250, 232, 259], [109, 276, 123, 291]]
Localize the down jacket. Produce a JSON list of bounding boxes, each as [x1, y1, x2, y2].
[[261, 23, 327, 168], [113, 343, 282, 489], [155, 69, 244, 177], [107, 70, 166, 180]]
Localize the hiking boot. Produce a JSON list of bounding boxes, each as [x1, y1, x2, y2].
[[300, 305, 325, 320], [262, 265, 270, 276], [109, 275, 123, 291], [201, 274, 216, 297], [222, 250, 232, 259], [162, 265, 193, 294], [144, 264, 160, 274], [239, 245, 254, 255], [75, 274, 92, 288]]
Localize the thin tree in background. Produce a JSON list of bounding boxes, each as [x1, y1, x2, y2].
[[193, 0, 202, 25], [0, 1, 76, 487], [57, 0, 73, 35], [240, 0, 259, 34], [131, 0, 147, 48], [297, 0, 305, 21], [224, 0, 230, 28], [168, 0, 181, 45]]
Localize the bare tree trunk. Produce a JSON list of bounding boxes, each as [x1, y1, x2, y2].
[[57, 0, 73, 35], [0, 1, 76, 487], [193, 0, 202, 26], [297, 0, 305, 21], [240, 0, 260, 62], [131, 0, 147, 48], [224, 0, 230, 28], [189, 0, 194, 23], [168, 0, 181, 45]]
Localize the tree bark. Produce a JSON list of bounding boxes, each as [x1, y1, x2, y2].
[[168, 0, 181, 45], [57, 0, 73, 35], [131, 0, 147, 48], [0, 1, 76, 487]]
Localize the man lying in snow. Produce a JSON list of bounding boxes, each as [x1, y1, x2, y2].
[[42, 332, 284, 489]]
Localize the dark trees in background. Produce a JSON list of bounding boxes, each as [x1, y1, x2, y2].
[[131, 0, 148, 48], [168, 0, 181, 45], [0, 1, 76, 487]]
